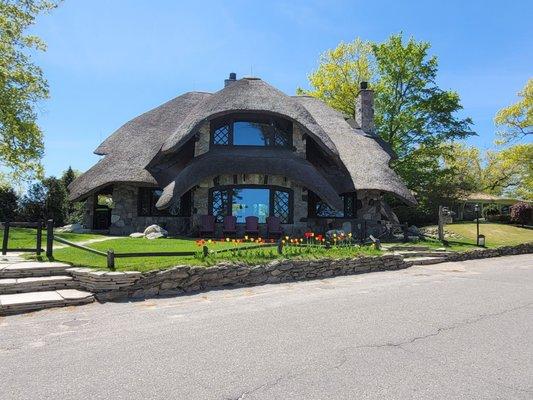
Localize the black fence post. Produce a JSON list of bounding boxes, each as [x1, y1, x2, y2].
[[277, 240, 283, 254], [202, 245, 209, 257], [2, 221, 10, 255], [36, 220, 43, 256], [46, 219, 54, 258], [107, 250, 115, 270]]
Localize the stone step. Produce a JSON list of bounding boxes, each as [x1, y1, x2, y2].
[[0, 275, 77, 295], [0, 261, 71, 278], [384, 245, 431, 252], [408, 256, 449, 265], [0, 289, 94, 316], [395, 251, 451, 258]]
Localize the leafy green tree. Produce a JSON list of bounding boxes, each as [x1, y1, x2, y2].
[[0, 0, 60, 182], [494, 79, 532, 144], [0, 184, 19, 221], [60, 166, 85, 224], [297, 39, 374, 118], [302, 34, 475, 223], [18, 181, 46, 221]]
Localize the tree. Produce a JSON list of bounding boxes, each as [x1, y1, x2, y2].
[[0, 0, 60, 182], [42, 176, 67, 226], [18, 175, 68, 225], [301, 34, 475, 223], [297, 39, 374, 118], [494, 79, 532, 144], [444, 143, 533, 201], [61, 166, 77, 188], [0, 184, 19, 221]]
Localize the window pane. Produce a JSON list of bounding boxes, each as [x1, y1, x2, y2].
[[212, 190, 229, 222], [273, 190, 290, 223], [233, 122, 270, 146], [213, 124, 230, 145], [232, 188, 270, 223], [315, 202, 344, 218]]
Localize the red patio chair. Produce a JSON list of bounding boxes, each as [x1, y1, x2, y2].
[[266, 216, 283, 238], [223, 215, 237, 237], [199, 215, 215, 238], [244, 216, 259, 237]]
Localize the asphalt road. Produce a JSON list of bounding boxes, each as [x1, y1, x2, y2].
[[1, 254, 532, 400]]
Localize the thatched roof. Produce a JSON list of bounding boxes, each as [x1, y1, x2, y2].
[[69, 77, 416, 207], [294, 96, 416, 205], [161, 77, 337, 155], [156, 148, 344, 210], [68, 92, 210, 201], [460, 192, 524, 204]]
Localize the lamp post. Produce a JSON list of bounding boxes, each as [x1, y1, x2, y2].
[[474, 204, 485, 247]]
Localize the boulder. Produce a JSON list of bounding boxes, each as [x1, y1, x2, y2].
[[56, 223, 90, 234], [326, 229, 345, 240], [129, 232, 145, 238], [146, 232, 165, 240], [143, 224, 168, 237]]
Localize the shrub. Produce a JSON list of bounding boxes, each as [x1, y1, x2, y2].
[[0, 186, 19, 221], [510, 202, 532, 226], [482, 204, 499, 218], [486, 214, 511, 223]]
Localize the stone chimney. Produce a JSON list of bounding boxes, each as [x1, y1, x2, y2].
[[355, 81, 374, 134], [224, 72, 237, 87]]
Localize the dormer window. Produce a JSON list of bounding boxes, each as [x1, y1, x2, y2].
[[210, 113, 292, 148]]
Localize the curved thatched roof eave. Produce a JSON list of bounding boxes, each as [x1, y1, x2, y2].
[[155, 148, 344, 211], [160, 78, 339, 158], [293, 95, 417, 206]]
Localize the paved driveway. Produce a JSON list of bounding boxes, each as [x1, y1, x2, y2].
[[1, 254, 532, 399]]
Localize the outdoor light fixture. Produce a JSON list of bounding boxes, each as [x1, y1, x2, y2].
[[474, 204, 484, 247]]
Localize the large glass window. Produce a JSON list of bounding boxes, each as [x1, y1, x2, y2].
[[209, 186, 292, 223], [138, 188, 191, 217], [232, 188, 270, 223], [210, 114, 292, 148]]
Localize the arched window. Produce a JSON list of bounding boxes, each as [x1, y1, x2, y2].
[[211, 114, 292, 148]]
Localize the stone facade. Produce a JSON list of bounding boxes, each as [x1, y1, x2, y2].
[[106, 184, 190, 236]]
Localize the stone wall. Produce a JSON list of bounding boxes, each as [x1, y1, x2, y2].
[[108, 184, 190, 236], [68, 254, 409, 302], [66, 242, 533, 302]]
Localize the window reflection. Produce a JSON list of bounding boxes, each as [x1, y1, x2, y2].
[[231, 188, 270, 223]]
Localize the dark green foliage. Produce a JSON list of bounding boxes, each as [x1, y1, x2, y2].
[[510, 202, 532, 226], [0, 185, 19, 221], [482, 204, 500, 218], [43, 176, 68, 226], [18, 177, 68, 226], [18, 182, 46, 221]]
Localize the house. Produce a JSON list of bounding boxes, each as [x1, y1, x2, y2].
[[454, 192, 524, 221], [68, 74, 416, 237]]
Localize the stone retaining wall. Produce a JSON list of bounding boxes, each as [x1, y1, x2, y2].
[[67, 255, 409, 302], [67, 242, 533, 302], [445, 242, 532, 262]]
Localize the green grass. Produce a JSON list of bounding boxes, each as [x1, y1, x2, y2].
[[445, 222, 533, 247], [37, 236, 381, 272], [1, 227, 105, 250]]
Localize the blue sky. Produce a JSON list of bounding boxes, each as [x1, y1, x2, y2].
[[31, 0, 532, 178]]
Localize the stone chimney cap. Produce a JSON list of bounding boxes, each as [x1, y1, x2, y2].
[[360, 81, 369, 90]]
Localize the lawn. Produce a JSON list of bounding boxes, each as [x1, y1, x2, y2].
[[445, 222, 533, 247], [1, 227, 106, 250], [40, 236, 381, 271]]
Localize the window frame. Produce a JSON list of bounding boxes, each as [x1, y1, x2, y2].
[[308, 191, 358, 219], [209, 113, 293, 149], [137, 187, 192, 217], [208, 185, 293, 224]]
